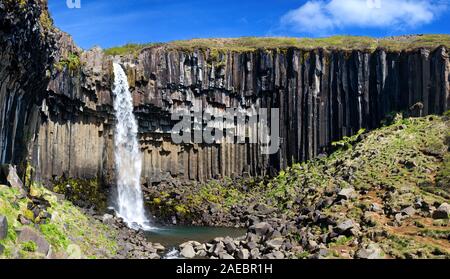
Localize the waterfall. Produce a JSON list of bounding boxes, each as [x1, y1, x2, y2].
[[112, 62, 151, 230]]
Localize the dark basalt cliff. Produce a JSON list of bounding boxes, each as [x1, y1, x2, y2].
[[1, 0, 449, 187]]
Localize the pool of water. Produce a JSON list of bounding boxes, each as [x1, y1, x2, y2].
[[145, 226, 246, 249]]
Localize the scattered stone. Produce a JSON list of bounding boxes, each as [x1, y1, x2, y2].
[[237, 248, 249, 259], [219, 252, 235, 259], [148, 253, 161, 259], [153, 243, 165, 252], [338, 188, 356, 200], [18, 227, 50, 255], [246, 241, 258, 250], [370, 203, 383, 212], [224, 240, 236, 252], [250, 248, 260, 259], [251, 222, 272, 236], [213, 242, 225, 256], [401, 206, 416, 217], [267, 238, 283, 250], [0, 215, 7, 240], [102, 214, 114, 225], [432, 203, 450, 220], [335, 219, 356, 234], [356, 243, 385, 259], [272, 250, 285, 259], [180, 244, 196, 259]]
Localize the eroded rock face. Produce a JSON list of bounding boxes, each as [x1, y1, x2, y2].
[[1, 1, 449, 189]]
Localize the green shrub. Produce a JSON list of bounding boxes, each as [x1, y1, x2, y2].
[[21, 241, 37, 252]]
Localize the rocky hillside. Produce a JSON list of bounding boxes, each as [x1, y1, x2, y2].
[[160, 114, 449, 259]]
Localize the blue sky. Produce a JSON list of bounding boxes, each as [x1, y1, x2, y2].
[[49, 0, 450, 49]]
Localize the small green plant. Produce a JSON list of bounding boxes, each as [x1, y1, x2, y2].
[[55, 53, 81, 73], [332, 128, 366, 150], [40, 223, 70, 250], [21, 241, 37, 252]]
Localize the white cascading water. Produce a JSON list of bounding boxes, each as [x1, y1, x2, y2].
[[112, 62, 152, 230]]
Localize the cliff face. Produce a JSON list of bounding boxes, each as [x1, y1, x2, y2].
[[0, 0, 55, 170], [33, 46, 450, 186], [1, 1, 449, 187]]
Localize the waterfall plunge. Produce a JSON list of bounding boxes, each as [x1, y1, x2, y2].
[[112, 62, 151, 230]]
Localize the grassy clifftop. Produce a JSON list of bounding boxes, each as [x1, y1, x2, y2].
[[104, 34, 450, 56]]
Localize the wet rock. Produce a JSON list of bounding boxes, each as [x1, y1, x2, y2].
[[18, 227, 50, 255], [432, 203, 450, 219], [180, 244, 196, 259], [0, 215, 7, 240]]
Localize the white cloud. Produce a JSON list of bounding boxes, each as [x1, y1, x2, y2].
[[281, 0, 447, 34]]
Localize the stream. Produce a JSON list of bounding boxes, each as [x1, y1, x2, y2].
[[145, 226, 246, 258]]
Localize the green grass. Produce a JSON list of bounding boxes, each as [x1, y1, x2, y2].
[[104, 43, 163, 56], [109, 35, 450, 56], [0, 184, 118, 259]]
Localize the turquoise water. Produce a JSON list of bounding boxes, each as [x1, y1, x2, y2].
[[145, 226, 246, 248]]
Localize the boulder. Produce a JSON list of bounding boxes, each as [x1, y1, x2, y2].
[[246, 241, 258, 250], [267, 238, 284, 250], [335, 219, 357, 234], [432, 203, 450, 220], [272, 250, 285, 259], [400, 206, 416, 217], [180, 244, 196, 259], [250, 248, 260, 259], [356, 243, 385, 259], [0, 165, 24, 192], [18, 227, 50, 255], [0, 215, 7, 240], [148, 253, 161, 259], [219, 252, 235, 259], [337, 188, 356, 200], [153, 243, 165, 252], [251, 222, 272, 236], [237, 248, 249, 259], [370, 203, 383, 212], [102, 214, 114, 225]]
